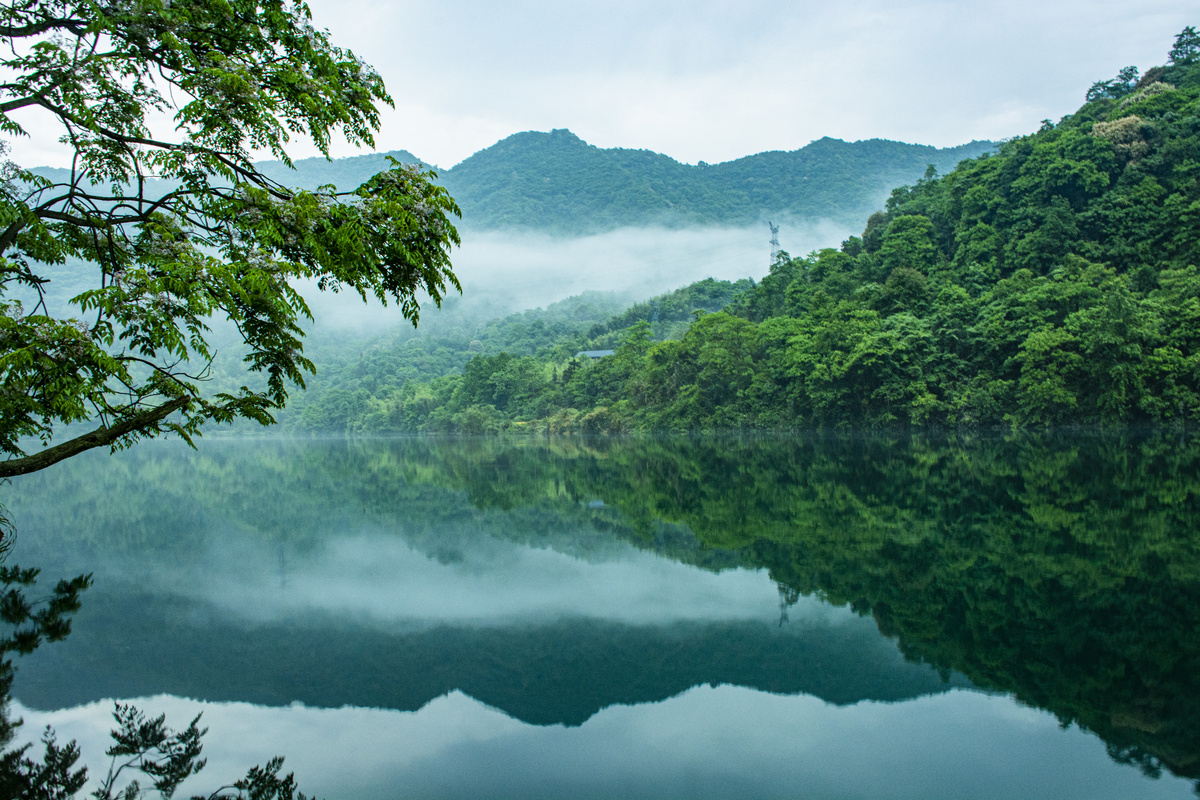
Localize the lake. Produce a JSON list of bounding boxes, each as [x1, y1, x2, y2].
[[6, 432, 1199, 798]]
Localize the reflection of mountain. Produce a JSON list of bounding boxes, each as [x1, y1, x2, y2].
[[10, 433, 1200, 789], [16, 591, 968, 727]]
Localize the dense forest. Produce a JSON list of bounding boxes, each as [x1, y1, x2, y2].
[[301, 37, 1200, 433]]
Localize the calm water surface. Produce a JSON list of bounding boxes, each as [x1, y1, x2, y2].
[[7, 433, 1199, 798]]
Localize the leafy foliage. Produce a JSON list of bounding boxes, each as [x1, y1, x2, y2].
[[0, 0, 460, 478], [1169, 26, 1200, 66]]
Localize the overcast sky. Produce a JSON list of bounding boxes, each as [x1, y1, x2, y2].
[[8, 1, 1198, 169], [304, 0, 1196, 168]]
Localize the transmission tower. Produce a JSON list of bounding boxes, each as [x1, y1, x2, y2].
[[768, 221, 781, 264]]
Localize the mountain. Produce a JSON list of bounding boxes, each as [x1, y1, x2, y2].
[[255, 132, 996, 233], [438, 130, 994, 232], [28, 134, 992, 234]]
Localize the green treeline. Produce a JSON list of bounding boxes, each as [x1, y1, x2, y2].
[[345, 48, 1200, 433]]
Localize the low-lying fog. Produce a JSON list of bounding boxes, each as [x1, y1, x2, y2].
[[303, 220, 852, 334], [17, 220, 852, 350]]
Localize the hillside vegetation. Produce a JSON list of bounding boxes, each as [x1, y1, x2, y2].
[[278, 279, 752, 431], [304, 33, 1200, 434]]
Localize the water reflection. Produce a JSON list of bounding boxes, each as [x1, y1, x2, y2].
[[18, 592, 964, 726], [13, 690, 1192, 800], [7, 431, 1200, 794]]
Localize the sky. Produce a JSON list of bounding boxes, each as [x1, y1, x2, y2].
[[266, 0, 1196, 167], [7, 0, 1199, 170]]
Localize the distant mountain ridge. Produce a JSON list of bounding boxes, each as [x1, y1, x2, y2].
[[437, 129, 994, 232], [29, 131, 995, 234]]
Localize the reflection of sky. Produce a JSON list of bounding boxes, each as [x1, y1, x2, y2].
[[16, 688, 1194, 800], [108, 528, 820, 628]]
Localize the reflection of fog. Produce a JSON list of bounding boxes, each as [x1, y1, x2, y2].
[[16, 689, 1193, 800], [110, 528, 820, 628]]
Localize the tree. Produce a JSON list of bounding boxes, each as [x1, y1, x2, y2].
[[0, 0, 461, 479], [1085, 65, 1140, 102], [1168, 25, 1200, 66]]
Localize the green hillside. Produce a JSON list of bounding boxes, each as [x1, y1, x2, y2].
[[275, 279, 752, 431], [308, 30, 1200, 433], [437, 130, 994, 232]]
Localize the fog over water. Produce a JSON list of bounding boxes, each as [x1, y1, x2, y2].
[[303, 220, 850, 333]]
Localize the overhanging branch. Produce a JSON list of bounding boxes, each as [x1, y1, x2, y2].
[[0, 395, 190, 478]]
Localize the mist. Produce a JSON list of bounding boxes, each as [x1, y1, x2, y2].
[[301, 219, 852, 335]]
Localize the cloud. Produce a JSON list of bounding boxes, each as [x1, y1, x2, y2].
[[8, 2, 1195, 170], [295, 221, 848, 332]]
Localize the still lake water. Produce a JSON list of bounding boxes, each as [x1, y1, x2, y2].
[[7, 432, 1200, 798]]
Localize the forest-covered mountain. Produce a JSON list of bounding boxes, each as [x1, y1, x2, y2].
[[435, 131, 994, 232], [248, 133, 995, 232], [287, 32, 1200, 433]]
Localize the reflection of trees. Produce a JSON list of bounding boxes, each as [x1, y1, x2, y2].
[[12, 431, 1200, 789], [399, 431, 1200, 789]]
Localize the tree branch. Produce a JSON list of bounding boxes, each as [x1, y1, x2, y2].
[[0, 16, 86, 40], [0, 396, 190, 478]]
